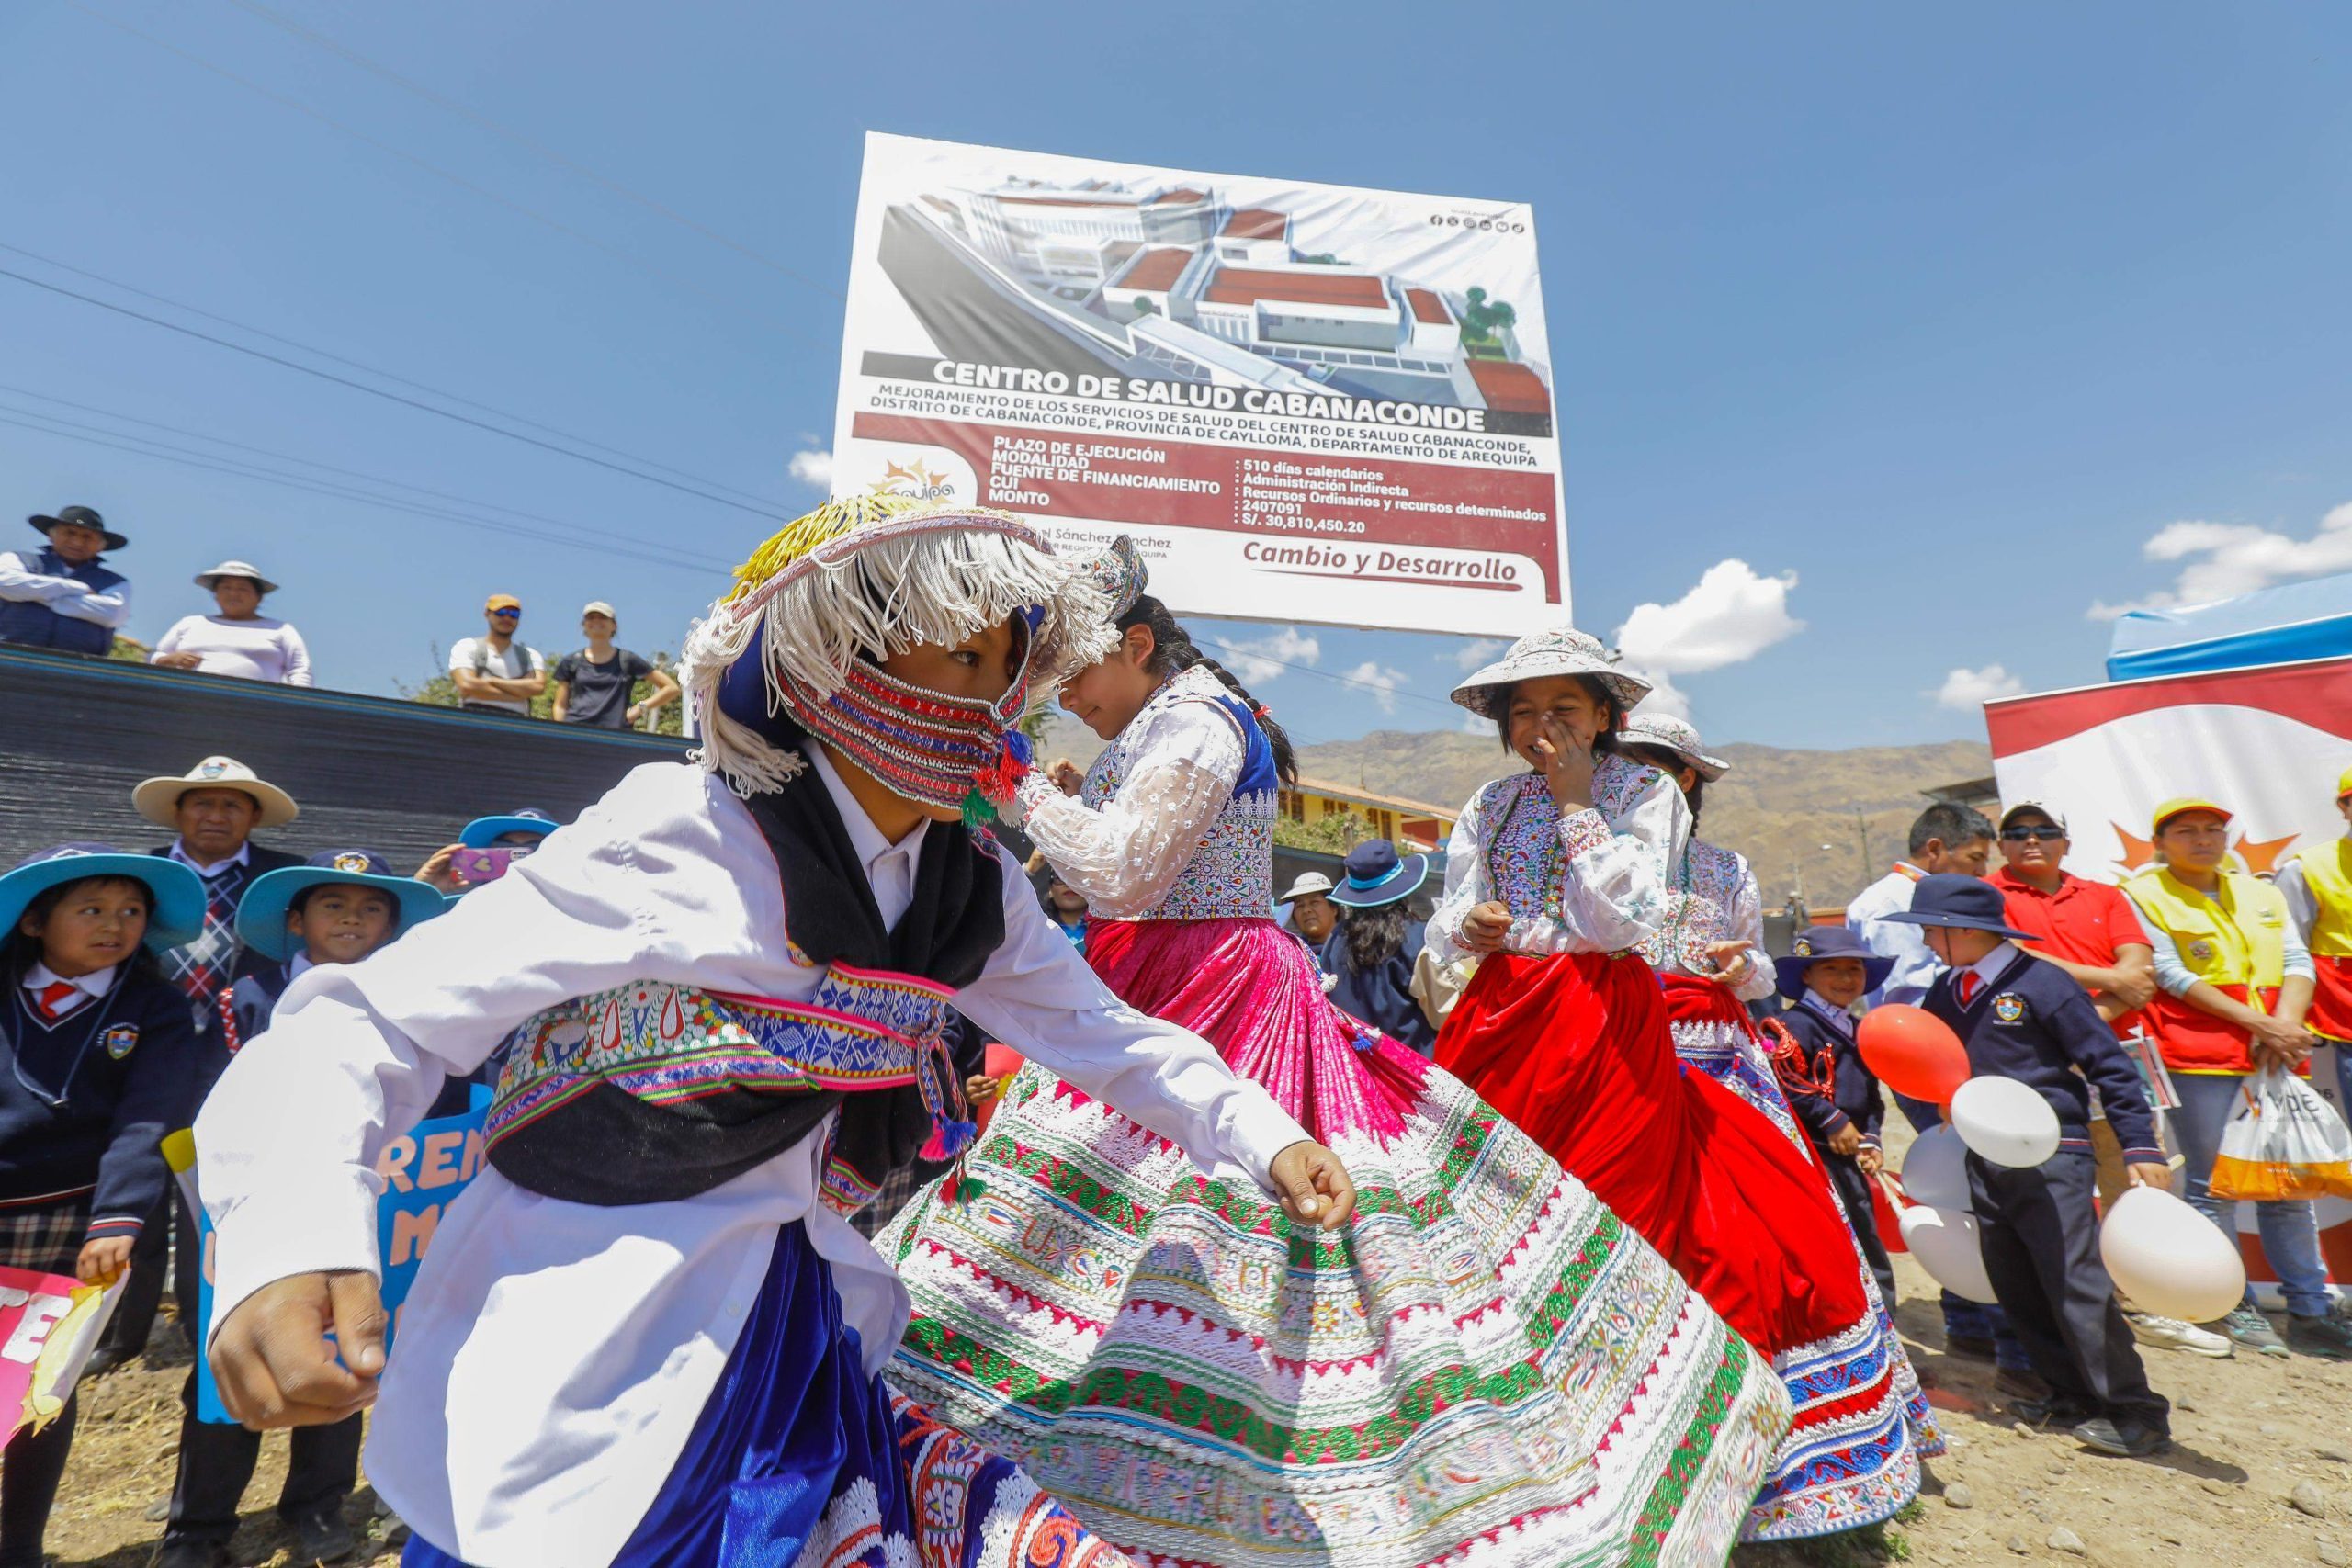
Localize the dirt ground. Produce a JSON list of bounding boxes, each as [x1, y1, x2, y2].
[[37, 1201, 2352, 1568]]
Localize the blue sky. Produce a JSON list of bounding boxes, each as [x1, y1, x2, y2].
[[4, 2, 2346, 750]]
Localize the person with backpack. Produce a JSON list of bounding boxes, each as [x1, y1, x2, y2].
[[447, 594, 547, 716]]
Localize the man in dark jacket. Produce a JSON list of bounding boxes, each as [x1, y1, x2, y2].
[[1889, 874, 2174, 1459], [0, 505, 132, 653], [87, 758, 305, 1376]]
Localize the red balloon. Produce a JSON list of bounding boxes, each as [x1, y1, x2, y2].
[[1856, 1004, 1972, 1105]]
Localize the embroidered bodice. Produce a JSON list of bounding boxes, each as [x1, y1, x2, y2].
[[1639, 837, 1777, 1000], [1019, 664, 1278, 921], [1430, 754, 1695, 964]]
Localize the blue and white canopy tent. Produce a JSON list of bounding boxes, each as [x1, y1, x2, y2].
[[2107, 570, 2352, 681]]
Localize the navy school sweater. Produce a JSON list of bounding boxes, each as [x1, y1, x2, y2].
[[1777, 994, 1886, 1150], [1922, 943, 2163, 1165], [0, 969, 194, 1236]]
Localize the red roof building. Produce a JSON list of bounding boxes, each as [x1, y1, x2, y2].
[[1153, 187, 1209, 206], [1203, 267, 1389, 310], [1405, 288, 1452, 324], [1221, 209, 1290, 241], [1117, 248, 1193, 292], [1467, 359, 1552, 415]]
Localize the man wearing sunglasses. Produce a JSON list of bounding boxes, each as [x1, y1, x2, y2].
[[448, 593, 548, 716]]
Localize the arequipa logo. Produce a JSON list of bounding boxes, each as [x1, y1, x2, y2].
[[865, 457, 956, 502]]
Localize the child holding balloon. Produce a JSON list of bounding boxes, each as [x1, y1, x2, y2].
[[1773, 927, 1899, 1307], [1889, 874, 2174, 1459]]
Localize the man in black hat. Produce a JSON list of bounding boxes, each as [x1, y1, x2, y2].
[[0, 504, 132, 654]]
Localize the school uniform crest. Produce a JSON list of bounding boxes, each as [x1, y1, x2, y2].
[[102, 1023, 138, 1059], [333, 852, 371, 874], [1991, 993, 2025, 1024], [1792, 936, 1814, 957], [2186, 939, 2216, 963]]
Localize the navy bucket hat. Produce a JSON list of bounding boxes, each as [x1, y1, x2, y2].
[[1881, 873, 2036, 941], [1774, 923, 1897, 1002], [1328, 841, 1430, 908]]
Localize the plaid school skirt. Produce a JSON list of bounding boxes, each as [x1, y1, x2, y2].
[[0, 1190, 93, 1276]]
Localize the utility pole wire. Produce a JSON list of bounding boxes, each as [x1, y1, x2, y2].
[[64, 0, 836, 352], [0, 241, 787, 511], [0, 264, 800, 524], [220, 0, 847, 302]]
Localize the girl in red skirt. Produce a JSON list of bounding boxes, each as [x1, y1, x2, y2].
[[1434, 627, 1935, 1542]]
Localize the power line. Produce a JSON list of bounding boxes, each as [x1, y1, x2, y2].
[[220, 0, 845, 302], [0, 241, 789, 511], [0, 390, 740, 572], [0, 263, 802, 524], [64, 0, 835, 352], [0, 411, 718, 576]]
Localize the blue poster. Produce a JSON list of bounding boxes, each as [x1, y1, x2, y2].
[[196, 1085, 492, 1424]]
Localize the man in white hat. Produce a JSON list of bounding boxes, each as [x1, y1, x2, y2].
[[96, 757, 307, 1374], [1276, 870, 1339, 951]]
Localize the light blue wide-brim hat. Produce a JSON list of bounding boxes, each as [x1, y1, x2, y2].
[[0, 843, 206, 950], [235, 849, 450, 962]]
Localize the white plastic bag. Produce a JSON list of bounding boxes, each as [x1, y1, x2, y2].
[[2209, 1063, 2352, 1201]]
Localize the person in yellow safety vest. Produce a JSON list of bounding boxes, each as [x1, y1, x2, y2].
[[2124, 796, 2350, 1359], [2275, 766, 2352, 1050]]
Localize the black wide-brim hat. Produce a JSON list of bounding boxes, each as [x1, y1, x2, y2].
[[28, 505, 127, 553], [1881, 872, 2036, 941]]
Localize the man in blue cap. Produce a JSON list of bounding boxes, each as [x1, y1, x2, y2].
[[0, 504, 133, 653], [1888, 874, 2174, 1458]]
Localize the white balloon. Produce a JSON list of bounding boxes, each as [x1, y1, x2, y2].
[[2101, 1185, 2247, 1324], [1901, 1124, 1972, 1212], [1899, 1204, 1999, 1304], [1950, 1076, 2061, 1168]]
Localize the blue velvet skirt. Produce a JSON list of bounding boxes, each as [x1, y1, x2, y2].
[[403, 1221, 1132, 1567]]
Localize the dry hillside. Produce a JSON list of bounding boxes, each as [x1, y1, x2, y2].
[[1297, 731, 1993, 908]]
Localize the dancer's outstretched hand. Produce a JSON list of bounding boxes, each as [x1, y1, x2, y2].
[[210, 1270, 388, 1430], [1270, 1140, 1358, 1230]]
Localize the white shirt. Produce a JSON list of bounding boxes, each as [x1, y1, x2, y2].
[[448, 636, 547, 714], [21, 962, 117, 1019], [169, 840, 251, 880], [0, 549, 132, 628], [151, 615, 313, 685], [1847, 864, 1939, 1006], [194, 756, 1306, 1568]]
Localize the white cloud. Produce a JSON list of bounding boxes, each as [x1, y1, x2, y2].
[[1451, 637, 1509, 671], [1934, 664, 2025, 710], [2088, 501, 2352, 619], [1216, 626, 1319, 685], [787, 447, 833, 489], [1608, 559, 1802, 716], [1341, 660, 1409, 714]]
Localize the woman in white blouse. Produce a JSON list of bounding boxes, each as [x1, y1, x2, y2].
[[1432, 627, 1940, 1545], [150, 559, 311, 685]]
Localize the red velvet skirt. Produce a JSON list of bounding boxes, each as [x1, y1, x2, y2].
[[1437, 949, 1871, 1356]]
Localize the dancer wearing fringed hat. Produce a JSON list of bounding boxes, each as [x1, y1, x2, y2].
[[876, 541, 1791, 1568], [192, 495, 1359, 1568], [1432, 629, 1935, 1544]]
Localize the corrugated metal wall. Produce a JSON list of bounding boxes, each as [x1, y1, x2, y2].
[[0, 647, 683, 870]]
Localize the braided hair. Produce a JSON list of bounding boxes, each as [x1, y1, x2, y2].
[[1120, 595, 1298, 787]]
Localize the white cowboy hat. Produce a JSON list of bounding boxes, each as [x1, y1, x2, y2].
[[1275, 872, 1334, 905], [132, 755, 300, 829], [193, 559, 281, 595], [1450, 626, 1650, 718], [1620, 712, 1731, 782]]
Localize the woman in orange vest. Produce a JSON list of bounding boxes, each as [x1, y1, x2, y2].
[[2124, 796, 2349, 1359]]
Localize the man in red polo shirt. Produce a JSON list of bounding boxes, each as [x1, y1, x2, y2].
[[1993, 800, 2227, 1358]]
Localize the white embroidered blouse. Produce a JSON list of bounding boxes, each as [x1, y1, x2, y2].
[[1015, 665, 1278, 920], [1649, 837, 1780, 1002], [1429, 755, 1691, 963]]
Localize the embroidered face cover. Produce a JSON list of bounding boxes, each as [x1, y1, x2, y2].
[[774, 615, 1039, 828]]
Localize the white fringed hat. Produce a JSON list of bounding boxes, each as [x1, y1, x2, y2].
[[1620, 712, 1730, 782], [1450, 626, 1650, 718], [678, 494, 1114, 796]]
